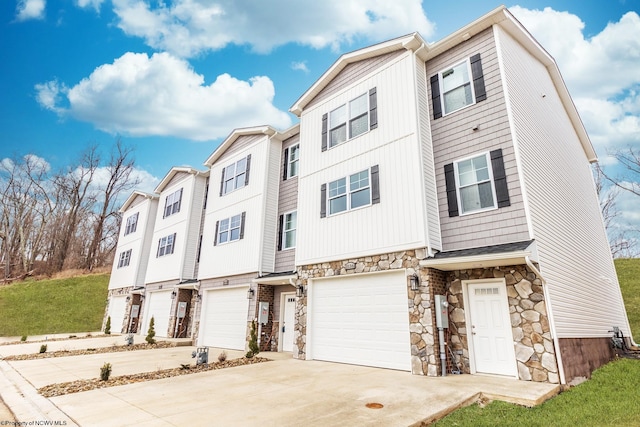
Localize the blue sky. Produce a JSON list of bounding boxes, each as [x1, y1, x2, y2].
[[1, 0, 639, 247]]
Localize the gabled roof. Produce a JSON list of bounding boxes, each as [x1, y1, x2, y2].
[[204, 125, 277, 167], [119, 190, 158, 213], [289, 5, 597, 162], [154, 166, 209, 194]]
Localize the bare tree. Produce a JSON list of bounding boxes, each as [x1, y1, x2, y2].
[[84, 140, 140, 270], [605, 147, 640, 197]]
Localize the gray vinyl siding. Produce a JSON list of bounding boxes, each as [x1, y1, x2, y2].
[[275, 134, 300, 272], [427, 27, 529, 251], [306, 50, 405, 110], [496, 26, 630, 339]]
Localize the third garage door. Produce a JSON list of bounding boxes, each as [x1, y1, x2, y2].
[[200, 286, 249, 350], [309, 270, 411, 371]]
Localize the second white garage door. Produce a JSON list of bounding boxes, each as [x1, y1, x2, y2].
[[108, 295, 128, 334], [199, 286, 249, 350], [309, 270, 411, 371], [141, 290, 173, 338]]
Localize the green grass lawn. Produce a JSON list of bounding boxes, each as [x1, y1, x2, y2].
[[0, 274, 109, 336], [615, 258, 640, 338]]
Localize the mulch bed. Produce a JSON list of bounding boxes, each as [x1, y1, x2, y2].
[[0, 334, 109, 346], [39, 357, 271, 397], [2, 342, 174, 361]]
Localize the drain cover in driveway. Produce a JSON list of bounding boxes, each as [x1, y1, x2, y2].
[[365, 403, 384, 409]]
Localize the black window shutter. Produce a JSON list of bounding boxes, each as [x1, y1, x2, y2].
[[277, 214, 284, 251], [156, 239, 161, 257], [219, 167, 225, 196], [371, 165, 380, 204], [170, 233, 176, 254], [321, 113, 328, 152], [490, 149, 511, 208], [240, 211, 246, 239], [176, 188, 183, 213], [470, 53, 487, 102], [244, 155, 251, 185], [430, 74, 442, 119], [163, 196, 168, 218], [320, 183, 327, 218], [213, 220, 219, 246], [282, 147, 289, 180], [444, 163, 459, 217], [369, 87, 378, 130]]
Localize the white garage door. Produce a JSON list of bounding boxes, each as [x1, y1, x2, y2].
[[200, 286, 249, 350], [108, 295, 128, 334], [310, 271, 411, 371], [142, 290, 173, 338]]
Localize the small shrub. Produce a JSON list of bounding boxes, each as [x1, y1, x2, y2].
[[20, 335, 27, 342], [105, 316, 111, 335], [100, 362, 112, 381], [68, 335, 77, 338], [39, 344, 47, 353], [180, 363, 192, 370], [146, 316, 156, 344], [246, 320, 259, 358], [218, 350, 227, 363]]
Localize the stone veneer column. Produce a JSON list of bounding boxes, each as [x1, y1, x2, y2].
[[294, 249, 441, 376], [445, 265, 559, 383]]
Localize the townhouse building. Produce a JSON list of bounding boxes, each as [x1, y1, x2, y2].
[[105, 6, 633, 385]]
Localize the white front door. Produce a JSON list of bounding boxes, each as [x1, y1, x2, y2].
[[280, 293, 296, 352], [467, 281, 516, 376]]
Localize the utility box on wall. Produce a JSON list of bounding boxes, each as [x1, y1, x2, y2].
[[258, 302, 269, 324], [435, 294, 449, 329]]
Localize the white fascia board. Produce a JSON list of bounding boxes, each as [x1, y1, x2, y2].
[[154, 167, 209, 194], [119, 190, 159, 213]]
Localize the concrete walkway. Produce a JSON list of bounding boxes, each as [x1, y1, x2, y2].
[[0, 335, 560, 426]]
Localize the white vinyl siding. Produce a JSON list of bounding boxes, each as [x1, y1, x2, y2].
[[496, 25, 630, 339], [297, 52, 429, 265]]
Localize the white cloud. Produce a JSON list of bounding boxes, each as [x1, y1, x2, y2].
[[510, 7, 640, 155], [75, 0, 105, 12], [35, 52, 292, 141], [291, 61, 309, 73], [112, 0, 435, 57], [16, 0, 45, 21]]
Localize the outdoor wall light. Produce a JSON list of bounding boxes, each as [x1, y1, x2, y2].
[[196, 293, 202, 302], [247, 288, 255, 299], [171, 290, 177, 299], [296, 284, 305, 298], [125, 295, 131, 302], [409, 274, 420, 291]]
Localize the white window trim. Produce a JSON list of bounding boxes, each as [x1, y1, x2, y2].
[[124, 212, 138, 236], [453, 151, 498, 216], [328, 92, 370, 149], [157, 233, 176, 257], [117, 249, 132, 268], [221, 157, 248, 195], [438, 58, 476, 117], [327, 168, 372, 216], [217, 213, 243, 245], [282, 210, 297, 250], [286, 144, 300, 179]]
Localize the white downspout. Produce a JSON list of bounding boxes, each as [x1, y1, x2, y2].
[[525, 256, 566, 385]]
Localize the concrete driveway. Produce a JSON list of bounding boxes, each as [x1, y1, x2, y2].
[[1, 336, 560, 426]]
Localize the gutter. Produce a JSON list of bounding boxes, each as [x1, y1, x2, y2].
[[525, 256, 566, 385]]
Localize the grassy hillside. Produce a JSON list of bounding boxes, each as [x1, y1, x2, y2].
[[0, 274, 109, 336], [615, 258, 640, 338]]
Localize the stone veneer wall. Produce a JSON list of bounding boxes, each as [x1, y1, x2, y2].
[[295, 249, 443, 376], [103, 287, 133, 333], [445, 264, 560, 383]]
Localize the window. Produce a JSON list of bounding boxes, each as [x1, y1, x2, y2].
[[321, 88, 377, 151], [430, 54, 486, 119], [220, 155, 251, 196], [278, 211, 297, 250], [320, 165, 380, 217], [444, 149, 510, 217], [117, 249, 132, 268], [163, 189, 183, 218], [157, 233, 176, 257], [124, 212, 138, 235], [283, 144, 299, 179], [214, 212, 246, 245]]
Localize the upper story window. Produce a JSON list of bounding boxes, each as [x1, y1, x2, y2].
[[444, 149, 510, 217], [283, 144, 299, 180], [430, 53, 486, 119], [321, 88, 377, 151], [278, 211, 297, 250], [157, 233, 176, 257], [214, 212, 246, 245], [163, 188, 183, 218], [220, 155, 251, 196], [320, 165, 380, 217], [117, 249, 132, 268], [124, 212, 139, 236]]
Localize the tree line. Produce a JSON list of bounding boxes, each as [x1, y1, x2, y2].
[[0, 141, 139, 281]]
